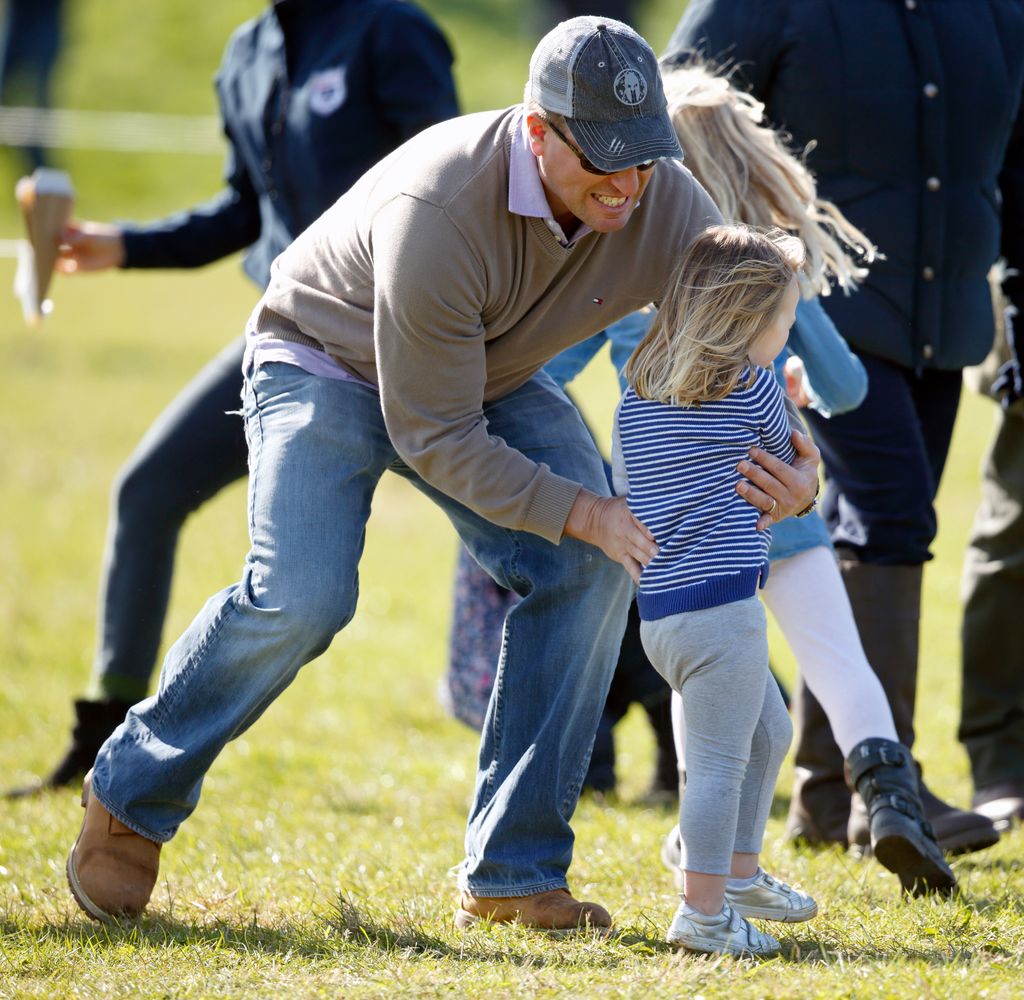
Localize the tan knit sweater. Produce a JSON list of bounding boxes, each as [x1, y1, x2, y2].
[[251, 107, 720, 543]]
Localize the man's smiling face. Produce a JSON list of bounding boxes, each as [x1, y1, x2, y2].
[[527, 113, 656, 234]]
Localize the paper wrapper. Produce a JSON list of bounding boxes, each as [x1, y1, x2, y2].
[[13, 168, 74, 326]]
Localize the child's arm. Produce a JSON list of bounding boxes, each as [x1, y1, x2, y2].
[[782, 297, 868, 417]]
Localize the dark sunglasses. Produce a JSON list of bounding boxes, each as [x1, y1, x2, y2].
[[546, 120, 656, 176]]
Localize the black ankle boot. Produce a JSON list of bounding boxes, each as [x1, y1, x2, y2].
[[846, 738, 957, 896], [849, 770, 1001, 857], [6, 697, 133, 798]]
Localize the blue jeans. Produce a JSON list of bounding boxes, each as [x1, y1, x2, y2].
[[92, 362, 631, 896]]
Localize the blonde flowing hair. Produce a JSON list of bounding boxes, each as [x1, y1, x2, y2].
[[664, 62, 876, 296], [627, 224, 805, 405]]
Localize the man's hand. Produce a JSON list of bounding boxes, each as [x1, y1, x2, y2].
[[564, 489, 657, 583], [57, 221, 126, 273], [736, 430, 820, 530]]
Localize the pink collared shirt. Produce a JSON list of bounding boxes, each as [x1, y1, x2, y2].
[[508, 109, 591, 247]]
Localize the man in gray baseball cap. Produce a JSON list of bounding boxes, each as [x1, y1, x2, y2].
[[66, 17, 818, 934], [527, 15, 682, 172]]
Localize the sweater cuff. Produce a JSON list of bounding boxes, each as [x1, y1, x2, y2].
[[119, 227, 152, 270], [525, 472, 583, 545]]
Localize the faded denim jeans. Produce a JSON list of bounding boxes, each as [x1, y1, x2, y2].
[[92, 361, 631, 897]]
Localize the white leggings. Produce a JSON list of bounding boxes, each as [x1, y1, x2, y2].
[[672, 544, 898, 764]]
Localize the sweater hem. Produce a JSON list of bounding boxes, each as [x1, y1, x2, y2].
[[637, 564, 768, 620]]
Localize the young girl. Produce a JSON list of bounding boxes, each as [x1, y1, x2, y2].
[[614, 224, 810, 957], [656, 62, 963, 889]]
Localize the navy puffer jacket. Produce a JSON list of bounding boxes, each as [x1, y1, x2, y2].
[[665, 0, 1024, 371]]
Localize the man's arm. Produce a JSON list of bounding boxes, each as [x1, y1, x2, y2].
[[372, 197, 583, 545], [564, 491, 656, 584], [575, 401, 656, 584]]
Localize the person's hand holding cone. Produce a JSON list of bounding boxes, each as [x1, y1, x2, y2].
[[13, 168, 74, 325]]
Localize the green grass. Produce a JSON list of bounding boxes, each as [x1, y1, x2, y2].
[[2, 1, 1024, 995], [2, 262, 1023, 998]]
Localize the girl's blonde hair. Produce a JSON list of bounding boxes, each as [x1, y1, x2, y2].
[[627, 224, 805, 405], [664, 62, 876, 296]]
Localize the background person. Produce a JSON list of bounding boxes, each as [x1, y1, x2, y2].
[[961, 270, 1024, 830], [0, 0, 65, 169], [7, 0, 457, 798], [665, 0, 1023, 855]]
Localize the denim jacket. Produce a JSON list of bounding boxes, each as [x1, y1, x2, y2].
[[779, 296, 867, 418], [121, 0, 457, 288]]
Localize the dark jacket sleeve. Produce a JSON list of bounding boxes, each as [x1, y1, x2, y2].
[[120, 123, 262, 270], [661, 0, 786, 95], [1000, 80, 1024, 317], [368, 2, 459, 142]]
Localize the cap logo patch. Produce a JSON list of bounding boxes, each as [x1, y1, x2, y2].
[[614, 68, 647, 106]]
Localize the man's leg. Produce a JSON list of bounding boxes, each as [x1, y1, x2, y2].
[[8, 339, 251, 798], [68, 364, 395, 917], [94, 337, 251, 702], [404, 375, 630, 927], [961, 406, 1024, 827]]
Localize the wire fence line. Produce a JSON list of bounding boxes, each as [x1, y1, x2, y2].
[[0, 105, 224, 154], [1, 106, 226, 256]]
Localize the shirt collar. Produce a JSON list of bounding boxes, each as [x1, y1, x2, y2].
[[508, 110, 591, 247]]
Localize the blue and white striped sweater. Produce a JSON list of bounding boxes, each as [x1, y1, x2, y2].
[[613, 366, 796, 620]]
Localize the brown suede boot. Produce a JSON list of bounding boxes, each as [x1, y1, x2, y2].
[[454, 888, 611, 934], [66, 771, 161, 921]]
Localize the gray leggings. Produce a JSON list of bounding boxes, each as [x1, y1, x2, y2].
[[641, 597, 792, 875]]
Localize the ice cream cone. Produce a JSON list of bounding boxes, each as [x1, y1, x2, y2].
[[14, 168, 74, 325]]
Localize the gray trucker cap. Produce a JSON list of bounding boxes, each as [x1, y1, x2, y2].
[[526, 16, 682, 172]]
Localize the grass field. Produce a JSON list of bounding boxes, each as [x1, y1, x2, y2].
[[2, 1, 1023, 996], [2, 264, 1022, 998]]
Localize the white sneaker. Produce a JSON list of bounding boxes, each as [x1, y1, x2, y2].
[[666, 900, 781, 958], [725, 868, 818, 923]]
